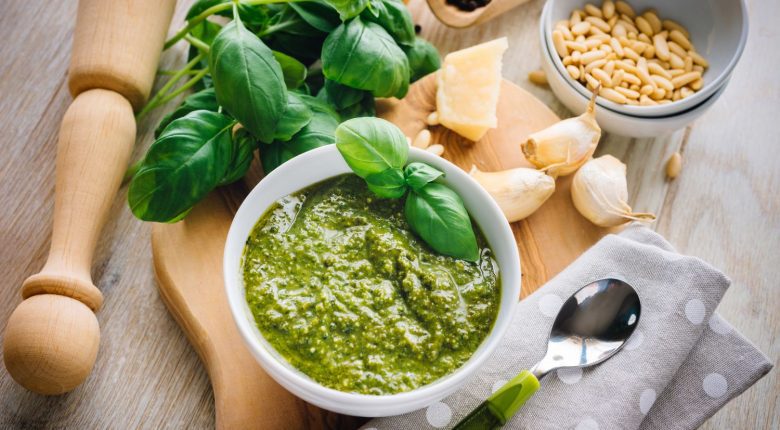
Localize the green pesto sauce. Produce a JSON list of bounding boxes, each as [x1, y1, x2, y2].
[[242, 175, 500, 395]]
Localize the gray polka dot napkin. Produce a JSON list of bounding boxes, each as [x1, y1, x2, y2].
[[363, 224, 772, 429]]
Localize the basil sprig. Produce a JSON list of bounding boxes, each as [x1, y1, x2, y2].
[[129, 0, 441, 223], [336, 118, 480, 261]]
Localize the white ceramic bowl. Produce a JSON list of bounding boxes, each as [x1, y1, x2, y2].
[[224, 145, 521, 417], [540, 10, 728, 137], [543, 0, 748, 117]]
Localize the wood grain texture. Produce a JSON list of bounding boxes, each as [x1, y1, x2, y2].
[[0, 0, 775, 428]]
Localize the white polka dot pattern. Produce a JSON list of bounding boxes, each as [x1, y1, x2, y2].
[[639, 389, 656, 415], [703, 373, 728, 398], [708, 315, 731, 334], [685, 299, 706, 324], [425, 402, 452, 428], [538, 294, 563, 317], [557, 367, 582, 384], [624, 330, 644, 351], [575, 417, 600, 430]]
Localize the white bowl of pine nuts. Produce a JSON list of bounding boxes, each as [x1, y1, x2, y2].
[[542, 0, 748, 117]]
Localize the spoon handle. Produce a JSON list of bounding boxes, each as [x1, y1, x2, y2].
[[453, 370, 540, 429]]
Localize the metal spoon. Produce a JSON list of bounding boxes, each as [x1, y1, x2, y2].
[[454, 278, 641, 430]]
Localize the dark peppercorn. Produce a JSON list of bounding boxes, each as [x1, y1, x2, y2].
[[415, 24, 422, 34], [446, 0, 492, 12]]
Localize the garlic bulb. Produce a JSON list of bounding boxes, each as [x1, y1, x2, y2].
[[521, 90, 601, 178], [571, 155, 656, 227], [470, 165, 555, 222]]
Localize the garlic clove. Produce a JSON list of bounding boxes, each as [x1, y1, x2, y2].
[[521, 89, 601, 178], [470, 165, 556, 223], [571, 155, 656, 227]]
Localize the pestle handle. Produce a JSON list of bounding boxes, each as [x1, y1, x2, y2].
[[4, 89, 135, 395], [3, 0, 177, 395]]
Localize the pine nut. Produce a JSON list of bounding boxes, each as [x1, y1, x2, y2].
[[585, 3, 603, 17], [615, 86, 640, 99], [653, 34, 670, 61], [560, 25, 574, 41], [670, 53, 685, 70], [585, 58, 607, 72], [612, 23, 627, 38], [581, 50, 607, 64], [615, 1, 635, 17], [684, 55, 693, 72], [637, 33, 652, 44], [567, 65, 581, 80], [589, 26, 607, 36], [592, 67, 613, 87], [667, 41, 688, 59], [647, 62, 672, 79], [607, 15, 618, 28], [563, 55, 574, 66], [600, 87, 628, 104], [611, 69, 624, 87], [651, 87, 666, 100], [693, 65, 704, 73], [586, 16, 611, 33], [672, 89, 681, 101], [662, 20, 689, 39], [629, 83, 640, 91], [669, 30, 692, 50], [681, 87, 694, 98], [643, 45, 656, 59], [528, 69, 548, 86], [640, 84, 654, 95], [426, 144, 444, 156], [623, 46, 640, 61], [553, 31, 569, 57], [610, 38, 624, 56], [640, 94, 657, 105], [643, 11, 662, 34], [651, 74, 674, 92], [584, 73, 601, 90], [566, 40, 588, 53], [426, 112, 439, 126], [669, 69, 685, 77], [671, 71, 701, 88], [570, 11, 582, 25], [665, 152, 682, 179], [413, 129, 432, 148], [627, 31, 637, 40], [572, 21, 592, 36], [690, 78, 703, 90], [604, 60, 616, 75], [688, 50, 709, 68], [621, 72, 642, 86], [635, 16, 654, 37], [603, 0, 616, 19], [585, 39, 602, 50], [599, 44, 613, 53]]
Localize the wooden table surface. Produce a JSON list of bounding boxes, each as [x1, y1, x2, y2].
[[1, 0, 776, 428]]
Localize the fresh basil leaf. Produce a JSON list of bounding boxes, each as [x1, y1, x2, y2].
[[220, 128, 258, 185], [365, 167, 407, 198], [129, 111, 236, 222], [186, 0, 267, 30], [404, 162, 444, 191], [272, 51, 307, 89], [289, 1, 340, 32], [261, 98, 339, 173], [274, 92, 313, 142], [404, 37, 441, 82], [336, 92, 376, 121], [325, 0, 370, 20], [335, 117, 408, 178], [188, 20, 222, 91], [155, 88, 218, 138], [266, 32, 326, 65], [322, 17, 410, 98], [362, 0, 415, 46], [322, 79, 367, 110], [209, 11, 287, 143], [404, 183, 479, 261]]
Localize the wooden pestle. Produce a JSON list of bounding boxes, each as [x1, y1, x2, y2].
[[3, 0, 176, 395]]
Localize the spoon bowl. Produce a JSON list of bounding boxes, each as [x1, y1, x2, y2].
[[532, 279, 641, 378], [454, 278, 641, 429]]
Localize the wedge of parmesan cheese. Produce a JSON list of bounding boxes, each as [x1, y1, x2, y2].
[[436, 37, 508, 142]]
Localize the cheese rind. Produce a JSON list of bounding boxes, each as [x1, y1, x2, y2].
[[436, 37, 508, 142]]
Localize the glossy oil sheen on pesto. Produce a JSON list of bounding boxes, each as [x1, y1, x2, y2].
[[242, 175, 500, 395]]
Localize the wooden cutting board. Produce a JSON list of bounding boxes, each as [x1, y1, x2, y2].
[[151, 74, 609, 430]]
